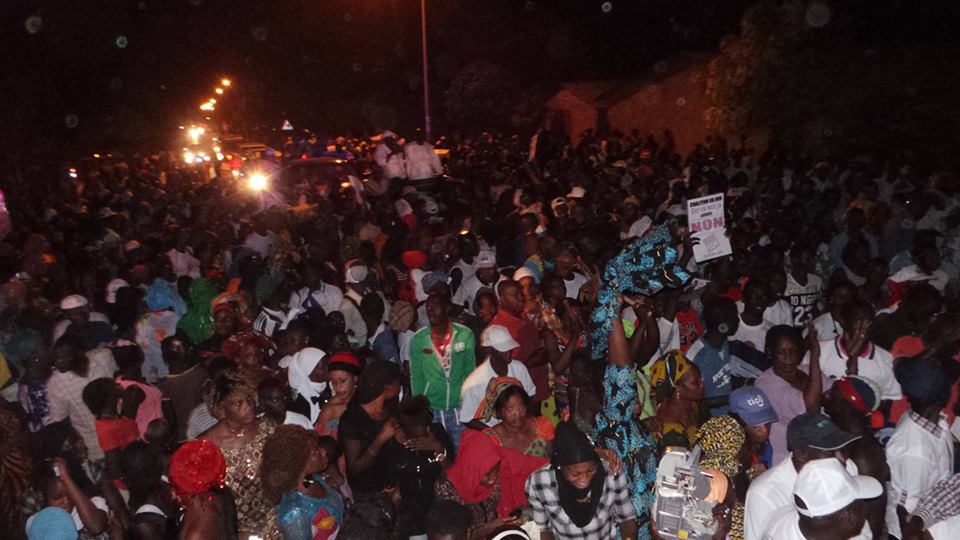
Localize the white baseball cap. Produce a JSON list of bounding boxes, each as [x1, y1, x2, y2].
[[105, 278, 130, 304], [512, 266, 536, 282], [476, 250, 497, 269], [793, 458, 882, 518], [59, 294, 89, 311], [566, 186, 586, 199], [481, 325, 520, 352]]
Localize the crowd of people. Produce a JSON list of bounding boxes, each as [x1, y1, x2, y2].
[[0, 124, 958, 540]]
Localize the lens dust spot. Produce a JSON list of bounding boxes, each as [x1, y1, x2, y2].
[[601, 2, 613, 13], [25, 15, 42, 34], [65, 115, 80, 128], [251, 27, 268, 42], [806, 3, 831, 28], [525, 1, 535, 12], [116, 36, 129, 48], [676, 97, 687, 106], [654, 60, 668, 73], [352, 62, 363, 72], [344, 13, 353, 23]]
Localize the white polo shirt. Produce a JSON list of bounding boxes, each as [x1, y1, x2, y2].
[[458, 358, 537, 425], [803, 338, 901, 400], [745, 456, 861, 540], [884, 412, 954, 539]]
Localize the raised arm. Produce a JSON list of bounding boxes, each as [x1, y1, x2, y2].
[[803, 325, 824, 412]]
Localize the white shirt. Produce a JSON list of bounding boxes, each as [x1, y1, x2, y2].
[[805, 338, 902, 400], [625, 216, 652, 239], [745, 456, 860, 540], [884, 412, 955, 538], [166, 248, 201, 278], [243, 231, 274, 258], [761, 506, 872, 540], [562, 273, 588, 300], [52, 311, 111, 344], [458, 358, 537, 425], [734, 302, 772, 351], [808, 312, 843, 341], [288, 284, 343, 316], [647, 317, 682, 366], [453, 273, 504, 314], [403, 141, 443, 180], [382, 151, 407, 179], [764, 299, 794, 327], [928, 514, 960, 539], [398, 329, 415, 365], [784, 272, 824, 326]]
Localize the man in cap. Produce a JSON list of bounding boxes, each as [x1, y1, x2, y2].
[[459, 325, 537, 426], [490, 280, 548, 407], [760, 458, 883, 540], [404, 129, 443, 183], [340, 259, 371, 348], [409, 293, 476, 447], [744, 411, 864, 539], [53, 294, 111, 345], [453, 249, 503, 315], [884, 357, 954, 538]]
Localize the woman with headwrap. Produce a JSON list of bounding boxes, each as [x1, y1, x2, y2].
[[169, 439, 238, 539], [480, 377, 555, 518], [136, 278, 184, 382], [650, 349, 706, 449], [594, 300, 660, 538], [525, 422, 638, 540], [435, 428, 515, 539], [695, 415, 748, 540], [284, 347, 329, 430], [315, 352, 361, 438], [176, 277, 220, 346], [222, 330, 277, 387], [198, 369, 277, 538]]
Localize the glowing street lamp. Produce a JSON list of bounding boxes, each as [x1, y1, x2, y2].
[[187, 126, 205, 144], [247, 173, 268, 191], [215, 87, 224, 95], [221, 78, 232, 87], [200, 102, 215, 111]]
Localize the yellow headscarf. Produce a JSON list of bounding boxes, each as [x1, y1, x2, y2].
[[648, 349, 693, 393]]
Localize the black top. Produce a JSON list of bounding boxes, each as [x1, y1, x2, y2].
[[338, 402, 395, 494]]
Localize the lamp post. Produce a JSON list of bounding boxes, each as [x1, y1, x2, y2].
[[420, 0, 431, 141]]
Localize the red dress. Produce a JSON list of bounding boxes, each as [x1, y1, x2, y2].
[[483, 416, 555, 517]]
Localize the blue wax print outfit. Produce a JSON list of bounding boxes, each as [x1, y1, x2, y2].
[[276, 475, 344, 540]]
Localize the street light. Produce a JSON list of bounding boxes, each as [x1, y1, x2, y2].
[[215, 87, 224, 95], [221, 78, 232, 87], [420, 0, 431, 141]]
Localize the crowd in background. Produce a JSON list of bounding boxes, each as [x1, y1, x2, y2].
[[0, 124, 958, 540]]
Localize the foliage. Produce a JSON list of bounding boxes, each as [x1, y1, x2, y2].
[[704, 0, 960, 164]]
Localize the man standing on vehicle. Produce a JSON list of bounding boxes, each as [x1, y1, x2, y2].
[[404, 129, 443, 183]]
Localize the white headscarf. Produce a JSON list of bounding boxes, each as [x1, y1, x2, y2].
[[286, 347, 328, 424], [344, 260, 369, 284]]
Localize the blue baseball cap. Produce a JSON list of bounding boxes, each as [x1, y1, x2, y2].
[[729, 386, 779, 427]]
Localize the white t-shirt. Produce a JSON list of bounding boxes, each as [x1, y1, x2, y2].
[[288, 283, 344, 317], [784, 272, 824, 326], [733, 303, 772, 351], [166, 248, 201, 278], [928, 514, 960, 539], [453, 273, 503, 314], [808, 312, 843, 341], [26, 497, 109, 532], [458, 358, 537, 425], [760, 506, 872, 540], [804, 338, 902, 400], [646, 317, 682, 366], [243, 231, 274, 258], [563, 273, 588, 300], [884, 413, 955, 538], [764, 299, 794, 327], [745, 456, 860, 540]]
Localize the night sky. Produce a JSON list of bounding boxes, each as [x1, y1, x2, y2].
[[1, 0, 956, 160]]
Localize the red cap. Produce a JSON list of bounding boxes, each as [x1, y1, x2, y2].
[[169, 440, 226, 496]]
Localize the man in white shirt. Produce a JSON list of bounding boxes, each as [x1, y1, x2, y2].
[[453, 250, 503, 314], [745, 411, 863, 540], [784, 243, 824, 326], [459, 325, 537, 425], [403, 129, 443, 182], [52, 295, 111, 344], [761, 458, 882, 540], [806, 301, 902, 403], [553, 243, 589, 300], [884, 358, 955, 539]]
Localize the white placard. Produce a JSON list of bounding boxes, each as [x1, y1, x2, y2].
[[687, 193, 732, 262]]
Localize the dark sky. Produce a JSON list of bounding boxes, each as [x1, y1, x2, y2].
[[1, 0, 956, 159]]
